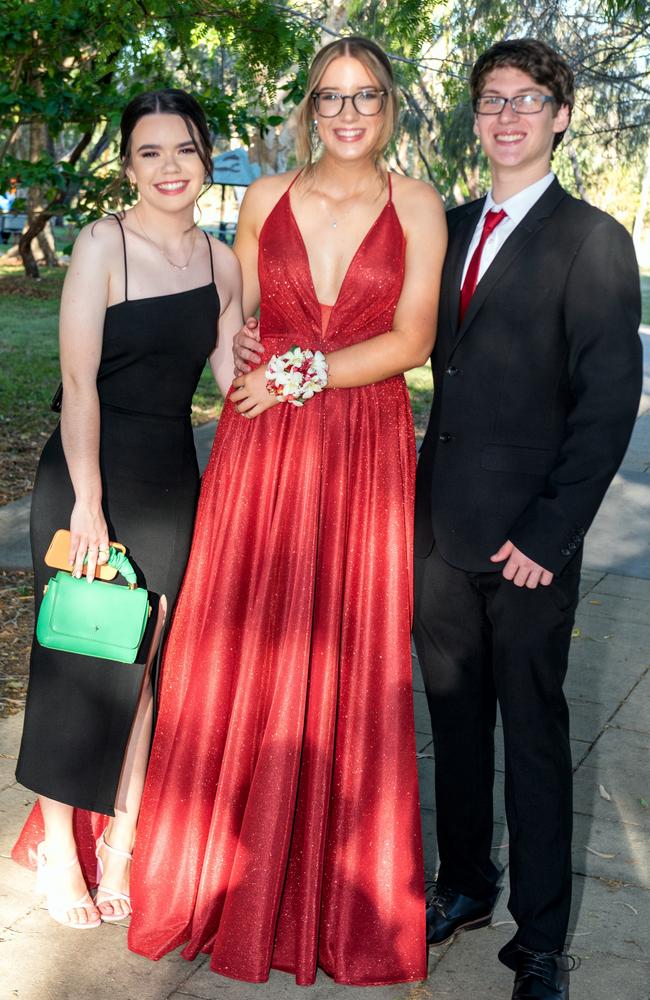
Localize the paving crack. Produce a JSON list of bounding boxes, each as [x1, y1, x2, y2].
[[578, 572, 607, 599], [165, 955, 209, 1000], [572, 869, 647, 890], [572, 666, 650, 772]]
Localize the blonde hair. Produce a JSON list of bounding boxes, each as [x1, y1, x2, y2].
[[293, 36, 398, 177]]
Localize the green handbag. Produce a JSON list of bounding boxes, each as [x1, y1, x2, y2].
[[36, 548, 150, 663]]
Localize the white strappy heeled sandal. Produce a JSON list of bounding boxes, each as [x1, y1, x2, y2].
[[36, 842, 101, 930], [95, 830, 133, 922]]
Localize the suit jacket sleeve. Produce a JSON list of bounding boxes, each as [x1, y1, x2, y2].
[[507, 216, 643, 575]]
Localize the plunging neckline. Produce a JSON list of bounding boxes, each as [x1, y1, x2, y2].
[[286, 181, 395, 315]]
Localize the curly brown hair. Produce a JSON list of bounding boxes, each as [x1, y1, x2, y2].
[[470, 39, 574, 150]]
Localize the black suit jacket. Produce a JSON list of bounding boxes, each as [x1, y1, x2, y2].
[[415, 179, 643, 575]]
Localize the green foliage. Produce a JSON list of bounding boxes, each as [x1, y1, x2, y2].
[[395, 0, 510, 203], [601, 0, 650, 17], [346, 0, 442, 68], [0, 269, 63, 440], [1, 0, 649, 251], [0, 1, 316, 235]]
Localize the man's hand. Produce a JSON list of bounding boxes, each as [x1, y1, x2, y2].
[[490, 540, 554, 589], [233, 317, 264, 376]]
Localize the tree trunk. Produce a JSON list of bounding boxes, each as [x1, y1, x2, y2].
[[322, 0, 350, 39], [23, 118, 44, 276], [465, 157, 481, 201], [37, 221, 59, 267], [18, 126, 93, 276], [18, 211, 53, 277], [452, 183, 466, 206], [566, 144, 589, 202]]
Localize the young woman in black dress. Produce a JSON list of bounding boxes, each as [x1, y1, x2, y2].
[[13, 89, 242, 928]]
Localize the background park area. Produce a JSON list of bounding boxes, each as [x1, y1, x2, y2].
[[0, 2, 649, 998]]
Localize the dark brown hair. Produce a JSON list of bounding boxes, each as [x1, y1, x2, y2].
[[470, 39, 574, 150], [119, 89, 213, 181]]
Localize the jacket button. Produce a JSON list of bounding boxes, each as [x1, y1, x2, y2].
[[561, 547, 571, 556], [439, 432, 452, 443], [446, 366, 460, 376]]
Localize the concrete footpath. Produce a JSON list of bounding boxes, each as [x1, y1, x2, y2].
[[0, 332, 648, 999]]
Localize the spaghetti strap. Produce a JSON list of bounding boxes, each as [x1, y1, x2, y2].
[[108, 213, 129, 301], [203, 230, 215, 285], [287, 169, 303, 192], [387, 172, 393, 203]]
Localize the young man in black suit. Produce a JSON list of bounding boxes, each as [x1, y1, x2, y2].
[[413, 39, 642, 1000]]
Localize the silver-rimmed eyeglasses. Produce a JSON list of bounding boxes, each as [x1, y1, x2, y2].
[[311, 89, 389, 117], [474, 94, 557, 115]]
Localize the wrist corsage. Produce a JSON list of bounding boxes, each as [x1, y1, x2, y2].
[[265, 345, 329, 407]]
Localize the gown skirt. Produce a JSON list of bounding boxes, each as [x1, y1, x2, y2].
[[127, 178, 427, 986], [12, 252, 219, 866]]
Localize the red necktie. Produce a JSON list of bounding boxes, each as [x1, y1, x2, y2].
[[459, 208, 507, 324]]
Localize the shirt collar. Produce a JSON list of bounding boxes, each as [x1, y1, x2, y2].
[[482, 172, 555, 226]]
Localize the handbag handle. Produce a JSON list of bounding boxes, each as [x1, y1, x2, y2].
[[106, 547, 138, 588], [83, 547, 139, 589]]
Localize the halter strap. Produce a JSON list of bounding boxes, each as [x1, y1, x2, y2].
[[108, 213, 128, 301]]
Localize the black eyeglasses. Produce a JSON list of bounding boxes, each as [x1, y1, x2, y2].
[[474, 94, 557, 115], [311, 89, 389, 118]]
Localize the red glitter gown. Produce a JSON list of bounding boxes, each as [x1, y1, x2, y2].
[[127, 173, 426, 985]]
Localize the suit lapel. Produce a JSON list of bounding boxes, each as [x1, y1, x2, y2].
[[451, 179, 567, 351], [444, 201, 483, 333]]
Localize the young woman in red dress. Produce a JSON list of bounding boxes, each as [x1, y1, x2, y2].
[[128, 36, 446, 985]]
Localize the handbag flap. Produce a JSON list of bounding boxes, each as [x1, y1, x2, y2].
[[47, 572, 149, 652]]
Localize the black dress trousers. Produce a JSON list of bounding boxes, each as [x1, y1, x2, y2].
[[413, 544, 581, 955]]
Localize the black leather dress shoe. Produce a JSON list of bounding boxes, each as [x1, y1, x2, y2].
[[426, 883, 498, 945], [511, 949, 574, 999]]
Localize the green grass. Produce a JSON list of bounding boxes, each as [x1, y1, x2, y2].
[[192, 365, 225, 424], [641, 271, 650, 326], [0, 268, 63, 439], [405, 363, 433, 436]]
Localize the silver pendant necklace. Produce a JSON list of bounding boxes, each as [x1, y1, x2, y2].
[[329, 209, 351, 230], [322, 197, 352, 230], [135, 211, 197, 271]]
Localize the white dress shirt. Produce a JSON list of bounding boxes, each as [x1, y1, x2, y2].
[[460, 172, 556, 287]]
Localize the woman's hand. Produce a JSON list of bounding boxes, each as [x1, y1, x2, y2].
[[233, 318, 264, 376], [68, 502, 110, 581], [231, 365, 282, 419]]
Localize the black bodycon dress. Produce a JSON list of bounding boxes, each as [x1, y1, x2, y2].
[[16, 217, 220, 814]]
